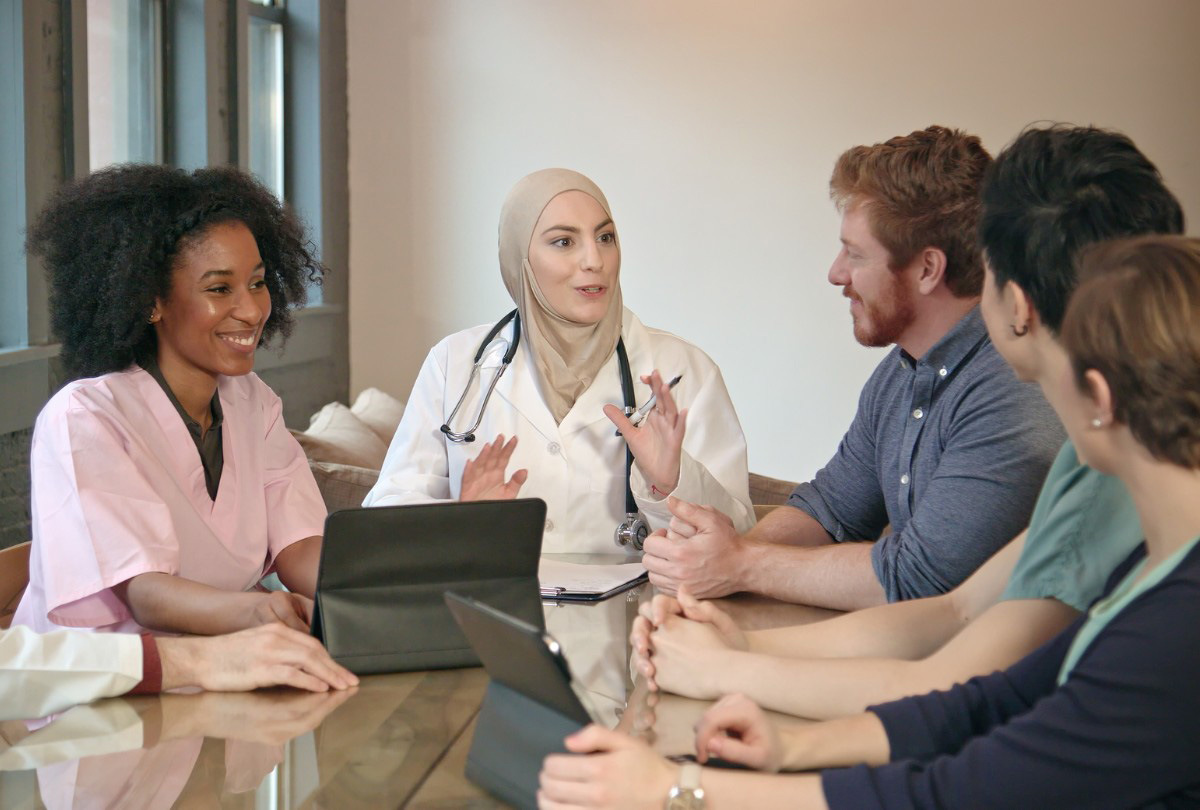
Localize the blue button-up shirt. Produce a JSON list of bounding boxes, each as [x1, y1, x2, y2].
[[789, 308, 1064, 601]]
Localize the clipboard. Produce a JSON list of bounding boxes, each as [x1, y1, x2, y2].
[[537, 557, 647, 602]]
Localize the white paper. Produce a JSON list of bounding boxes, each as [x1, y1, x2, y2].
[[538, 558, 646, 595]]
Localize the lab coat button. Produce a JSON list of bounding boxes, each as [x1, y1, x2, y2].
[[545, 519, 555, 532], [547, 441, 561, 454]]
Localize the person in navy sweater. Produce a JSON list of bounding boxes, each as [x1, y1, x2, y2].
[[536, 235, 1200, 809]]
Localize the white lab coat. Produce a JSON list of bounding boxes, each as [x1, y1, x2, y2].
[[0, 626, 142, 722], [364, 309, 754, 553]]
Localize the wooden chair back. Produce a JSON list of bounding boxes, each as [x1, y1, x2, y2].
[[0, 541, 31, 630]]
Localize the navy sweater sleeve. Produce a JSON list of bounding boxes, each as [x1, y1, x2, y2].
[[822, 546, 1200, 809]]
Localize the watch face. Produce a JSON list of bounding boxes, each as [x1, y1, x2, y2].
[[666, 787, 705, 810]]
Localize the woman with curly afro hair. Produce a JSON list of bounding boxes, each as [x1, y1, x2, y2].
[[14, 163, 333, 641]]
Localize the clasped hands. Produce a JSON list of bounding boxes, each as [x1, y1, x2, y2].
[[459, 370, 687, 502]]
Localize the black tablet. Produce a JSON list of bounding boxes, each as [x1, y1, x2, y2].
[[443, 590, 598, 725]]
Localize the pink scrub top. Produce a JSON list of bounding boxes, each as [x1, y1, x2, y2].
[[14, 367, 327, 634]]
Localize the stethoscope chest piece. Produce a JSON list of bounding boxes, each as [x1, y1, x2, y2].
[[614, 512, 649, 551]]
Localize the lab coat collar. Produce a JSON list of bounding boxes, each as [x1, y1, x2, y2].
[[493, 307, 651, 440]]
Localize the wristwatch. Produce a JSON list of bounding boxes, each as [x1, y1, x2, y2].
[[665, 761, 705, 809]]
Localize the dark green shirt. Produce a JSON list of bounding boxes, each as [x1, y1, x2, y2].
[[138, 357, 225, 500]]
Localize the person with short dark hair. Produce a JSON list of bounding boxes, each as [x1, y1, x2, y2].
[[537, 235, 1200, 810], [642, 126, 1063, 610], [14, 164, 330, 638]]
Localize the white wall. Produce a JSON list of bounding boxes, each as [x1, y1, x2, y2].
[[346, 0, 1200, 480]]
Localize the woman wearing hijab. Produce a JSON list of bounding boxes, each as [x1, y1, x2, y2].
[[364, 169, 753, 553]]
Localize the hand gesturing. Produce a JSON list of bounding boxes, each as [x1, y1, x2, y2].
[[460, 434, 529, 501], [603, 370, 686, 496]]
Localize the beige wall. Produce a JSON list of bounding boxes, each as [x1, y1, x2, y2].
[[347, 0, 1200, 480]]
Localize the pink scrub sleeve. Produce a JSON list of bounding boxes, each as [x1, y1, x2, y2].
[[255, 378, 327, 566], [32, 398, 180, 629]]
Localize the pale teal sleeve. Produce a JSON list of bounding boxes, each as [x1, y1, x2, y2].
[[1001, 441, 1142, 611]]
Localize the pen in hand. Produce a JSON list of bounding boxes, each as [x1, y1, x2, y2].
[[615, 375, 684, 436]]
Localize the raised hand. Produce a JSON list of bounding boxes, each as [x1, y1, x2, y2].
[[460, 433, 529, 501], [603, 370, 686, 496]]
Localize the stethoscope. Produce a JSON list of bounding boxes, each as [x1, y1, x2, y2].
[[440, 308, 650, 550]]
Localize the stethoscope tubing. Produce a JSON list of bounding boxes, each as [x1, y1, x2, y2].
[[440, 310, 647, 546]]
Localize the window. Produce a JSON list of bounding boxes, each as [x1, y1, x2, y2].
[[0, 1, 26, 350], [1, 0, 346, 437], [86, 0, 164, 169], [246, 2, 286, 199]]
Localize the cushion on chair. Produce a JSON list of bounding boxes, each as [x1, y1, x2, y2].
[[292, 402, 389, 469], [350, 387, 406, 445], [310, 462, 381, 514]]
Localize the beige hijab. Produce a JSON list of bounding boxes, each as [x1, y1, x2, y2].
[[498, 169, 624, 423]]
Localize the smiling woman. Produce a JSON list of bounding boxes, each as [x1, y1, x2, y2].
[[12, 164, 331, 640]]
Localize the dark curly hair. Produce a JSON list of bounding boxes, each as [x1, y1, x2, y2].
[[27, 163, 325, 380]]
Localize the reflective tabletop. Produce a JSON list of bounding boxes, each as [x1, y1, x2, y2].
[[1, 579, 836, 809]]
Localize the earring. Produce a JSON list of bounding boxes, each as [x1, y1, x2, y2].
[[1010, 323, 1029, 337], [1091, 418, 1103, 428], [148, 313, 159, 324]]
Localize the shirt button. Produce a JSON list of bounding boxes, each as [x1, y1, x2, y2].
[[900, 474, 910, 485], [545, 519, 555, 532], [547, 441, 561, 454], [938, 366, 948, 377], [912, 408, 924, 419]]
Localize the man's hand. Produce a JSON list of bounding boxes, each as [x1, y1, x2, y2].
[[641, 498, 748, 597], [460, 434, 529, 501], [158, 623, 359, 693], [603, 370, 686, 496], [694, 693, 785, 772], [251, 590, 314, 633], [539, 725, 675, 810]]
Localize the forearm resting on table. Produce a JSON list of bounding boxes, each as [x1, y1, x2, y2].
[[745, 505, 835, 547], [738, 541, 887, 611], [115, 573, 266, 635], [743, 528, 1032, 659], [708, 648, 949, 720], [273, 535, 322, 598], [694, 713, 888, 808], [745, 590, 964, 660]]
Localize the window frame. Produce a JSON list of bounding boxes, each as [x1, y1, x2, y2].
[[0, 0, 348, 434]]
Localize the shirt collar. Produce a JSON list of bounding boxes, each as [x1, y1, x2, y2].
[[137, 355, 225, 437], [898, 306, 989, 375]]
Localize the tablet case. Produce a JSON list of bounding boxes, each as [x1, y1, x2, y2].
[[310, 499, 547, 674], [445, 592, 593, 810]]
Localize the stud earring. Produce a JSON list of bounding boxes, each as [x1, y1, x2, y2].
[[1010, 323, 1029, 337], [1091, 418, 1103, 428], [148, 313, 159, 324]]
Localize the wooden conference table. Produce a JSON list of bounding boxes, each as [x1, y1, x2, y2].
[[0, 577, 836, 809]]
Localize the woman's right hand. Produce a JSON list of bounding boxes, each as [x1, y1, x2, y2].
[[251, 590, 313, 633], [694, 693, 785, 771], [460, 433, 529, 501]]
